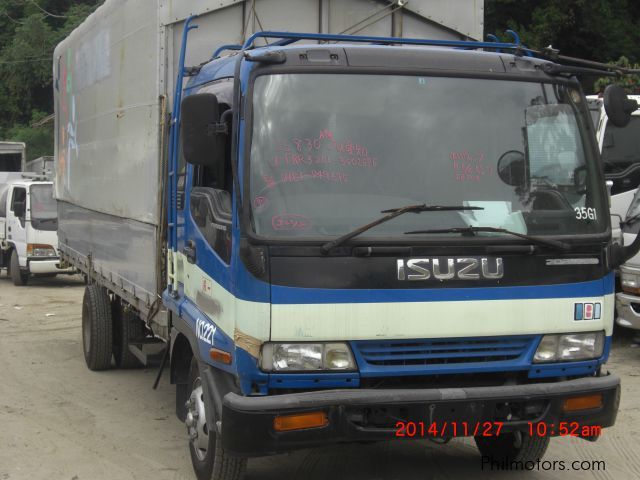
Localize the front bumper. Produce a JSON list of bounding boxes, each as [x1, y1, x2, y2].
[[616, 292, 640, 330], [221, 374, 620, 457], [28, 258, 74, 274]]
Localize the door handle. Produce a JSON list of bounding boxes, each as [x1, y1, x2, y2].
[[7, 226, 10, 232], [183, 240, 196, 264]]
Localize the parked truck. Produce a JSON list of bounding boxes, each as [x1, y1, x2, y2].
[[586, 94, 640, 238], [0, 173, 73, 285], [0, 141, 26, 184], [54, 1, 640, 479], [616, 188, 640, 331]]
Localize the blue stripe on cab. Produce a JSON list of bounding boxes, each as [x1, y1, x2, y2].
[[271, 273, 614, 305]]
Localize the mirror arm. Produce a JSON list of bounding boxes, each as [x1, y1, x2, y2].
[[610, 233, 640, 268], [208, 109, 233, 136], [220, 109, 233, 125]]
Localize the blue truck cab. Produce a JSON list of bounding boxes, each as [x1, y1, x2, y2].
[[155, 28, 640, 478]]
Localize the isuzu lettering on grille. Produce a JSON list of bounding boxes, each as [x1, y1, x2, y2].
[[397, 258, 504, 281]]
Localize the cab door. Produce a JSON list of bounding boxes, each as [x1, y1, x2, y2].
[[179, 80, 236, 347], [7, 186, 28, 264], [0, 187, 8, 242]]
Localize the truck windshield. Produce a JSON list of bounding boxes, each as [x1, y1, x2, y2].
[[30, 184, 56, 220], [249, 74, 605, 241]]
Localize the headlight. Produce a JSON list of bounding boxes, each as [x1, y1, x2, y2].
[[621, 269, 640, 295], [27, 244, 57, 257], [533, 331, 605, 363], [260, 342, 356, 371]]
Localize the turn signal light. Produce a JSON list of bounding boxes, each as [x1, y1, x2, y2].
[[273, 411, 328, 432], [622, 285, 640, 295], [563, 394, 603, 412], [209, 348, 232, 365]]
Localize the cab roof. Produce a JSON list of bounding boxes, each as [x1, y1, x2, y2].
[[190, 42, 561, 89]]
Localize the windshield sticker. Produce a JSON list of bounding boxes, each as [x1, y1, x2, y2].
[[272, 214, 312, 230], [450, 150, 493, 182]]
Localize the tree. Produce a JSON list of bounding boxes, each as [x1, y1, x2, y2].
[[485, 0, 640, 92], [0, 0, 101, 160]]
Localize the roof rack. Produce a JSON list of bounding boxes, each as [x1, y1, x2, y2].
[[241, 30, 532, 54], [21, 172, 52, 181], [237, 30, 640, 77]]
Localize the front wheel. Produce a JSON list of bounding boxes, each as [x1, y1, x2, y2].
[[186, 357, 246, 480], [475, 430, 550, 464]]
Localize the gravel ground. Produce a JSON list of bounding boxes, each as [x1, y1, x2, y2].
[[1, 273, 639, 480]]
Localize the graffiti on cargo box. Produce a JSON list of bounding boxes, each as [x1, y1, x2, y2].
[[57, 48, 78, 190]]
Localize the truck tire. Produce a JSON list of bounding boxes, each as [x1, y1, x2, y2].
[[475, 430, 550, 464], [112, 299, 143, 369], [82, 285, 113, 371], [186, 357, 246, 480], [10, 250, 28, 286]]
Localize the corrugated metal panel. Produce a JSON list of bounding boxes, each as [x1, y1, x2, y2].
[[166, 0, 484, 97], [160, 0, 484, 38], [406, 0, 484, 40]]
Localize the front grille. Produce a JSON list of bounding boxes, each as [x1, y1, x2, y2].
[[352, 335, 537, 376]]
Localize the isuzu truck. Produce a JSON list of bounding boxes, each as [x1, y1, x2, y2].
[[0, 174, 72, 285], [587, 94, 640, 240], [54, 1, 640, 479]]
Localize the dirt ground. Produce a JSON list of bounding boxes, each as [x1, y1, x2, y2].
[[1, 273, 640, 480]]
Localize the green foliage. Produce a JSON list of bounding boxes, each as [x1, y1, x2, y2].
[[7, 111, 53, 161], [485, 0, 640, 92], [593, 57, 640, 94], [0, 1, 102, 155], [0, 0, 639, 155]]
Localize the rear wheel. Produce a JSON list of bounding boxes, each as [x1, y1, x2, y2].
[[112, 298, 143, 369], [475, 430, 550, 464], [186, 357, 246, 480], [10, 250, 28, 286], [82, 285, 113, 371]]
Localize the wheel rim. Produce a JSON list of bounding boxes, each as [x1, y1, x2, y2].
[[186, 377, 209, 461]]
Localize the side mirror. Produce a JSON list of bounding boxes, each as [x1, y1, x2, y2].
[[181, 93, 228, 168], [497, 150, 526, 187], [603, 84, 639, 128]]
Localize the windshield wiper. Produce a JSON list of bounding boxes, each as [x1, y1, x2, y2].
[[404, 226, 570, 251], [321, 204, 483, 253]]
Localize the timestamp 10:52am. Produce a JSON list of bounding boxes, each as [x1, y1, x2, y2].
[[528, 421, 602, 438]]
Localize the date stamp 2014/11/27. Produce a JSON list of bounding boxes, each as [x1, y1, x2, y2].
[[394, 421, 602, 438]]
